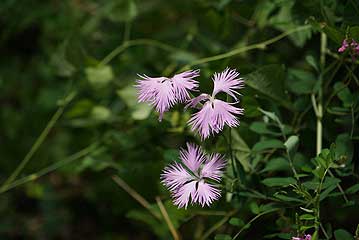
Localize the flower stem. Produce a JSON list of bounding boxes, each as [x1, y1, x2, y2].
[[179, 25, 311, 71], [0, 142, 98, 194], [99, 39, 179, 66], [0, 91, 76, 192], [156, 197, 181, 240], [228, 128, 238, 179]]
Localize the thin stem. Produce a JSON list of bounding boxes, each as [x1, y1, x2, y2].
[[287, 149, 300, 182], [320, 223, 330, 239], [232, 208, 279, 240], [200, 209, 238, 240], [179, 25, 311, 71], [112, 175, 162, 220], [351, 105, 355, 138], [228, 127, 238, 179], [155, 197, 181, 240], [99, 39, 179, 66], [313, 167, 329, 236], [0, 142, 99, 194], [123, 21, 132, 43], [325, 49, 359, 65], [328, 170, 349, 203], [0, 92, 76, 191]]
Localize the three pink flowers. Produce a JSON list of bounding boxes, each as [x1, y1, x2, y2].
[[136, 67, 244, 208]]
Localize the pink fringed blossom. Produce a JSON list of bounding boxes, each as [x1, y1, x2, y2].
[[161, 143, 226, 208], [292, 234, 311, 240], [187, 68, 244, 139], [136, 70, 200, 121]]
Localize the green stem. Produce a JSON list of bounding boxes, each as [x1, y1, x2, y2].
[[328, 169, 349, 203], [0, 142, 98, 194], [313, 167, 329, 237], [228, 128, 237, 178], [179, 25, 311, 71], [316, 32, 327, 155], [200, 209, 238, 240], [99, 39, 179, 66], [0, 92, 76, 191], [232, 208, 279, 240]]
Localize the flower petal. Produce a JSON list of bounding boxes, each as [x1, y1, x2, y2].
[[201, 153, 226, 182], [212, 68, 244, 100], [180, 143, 206, 173], [185, 93, 210, 110], [136, 75, 176, 121], [188, 99, 243, 139], [136, 74, 163, 103], [161, 162, 193, 191], [193, 181, 221, 207], [188, 101, 214, 139], [173, 180, 197, 209], [172, 69, 200, 102]]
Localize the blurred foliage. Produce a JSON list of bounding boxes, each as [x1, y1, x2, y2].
[[0, 0, 358, 239]]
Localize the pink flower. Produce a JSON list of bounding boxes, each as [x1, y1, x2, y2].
[[161, 143, 226, 208], [187, 68, 244, 139], [304, 234, 311, 240], [136, 70, 200, 121], [338, 39, 349, 52], [338, 38, 359, 60], [292, 234, 311, 240]]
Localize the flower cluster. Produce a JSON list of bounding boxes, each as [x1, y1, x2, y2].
[[136, 67, 243, 208], [292, 234, 311, 240], [338, 38, 359, 60], [136, 68, 244, 139]]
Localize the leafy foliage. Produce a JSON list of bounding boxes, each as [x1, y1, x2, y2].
[[0, 0, 358, 239]]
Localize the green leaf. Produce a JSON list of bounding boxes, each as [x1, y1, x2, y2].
[[250, 122, 280, 136], [253, 1, 277, 29], [344, 2, 359, 25], [350, 26, 359, 40], [91, 105, 111, 121], [346, 183, 359, 194], [106, 0, 137, 22], [170, 51, 198, 64], [215, 234, 232, 240], [287, 68, 317, 94], [264, 232, 291, 239], [305, 55, 319, 72], [334, 229, 354, 240], [323, 177, 341, 189], [262, 157, 290, 172], [249, 202, 260, 214], [236, 152, 251, 172], [117, 85, 152, 120], [86, 65, 113, 88], [245, 65, 291, 109], [308, 18, 344, 44], [229, 217, 245, 227], [252, 139, 285, 152], [284, 135, 299, 155], [299, 213, 315, 220], [65, 99, 93, 118], [335, 133, 353, 164], [242, 95, 261, 117], [334, 82, 353, 108], [262, 177, 296, 187], [320, 184, 337, 201]]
